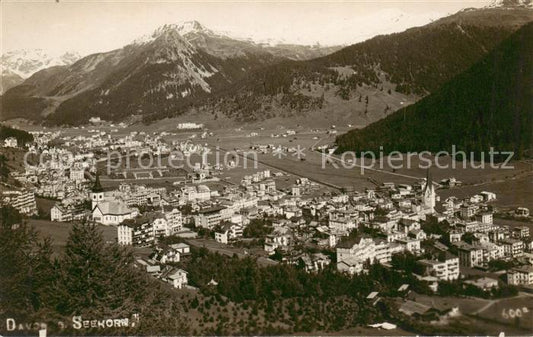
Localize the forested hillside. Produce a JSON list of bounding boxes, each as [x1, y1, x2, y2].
[[336, 22, 533, 159], [156, 6, 532, 124], [0, 124, 33, 145], [0, 207, 190, 334]]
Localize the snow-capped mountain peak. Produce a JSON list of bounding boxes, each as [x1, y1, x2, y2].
[[1, 49, 81, 79], [154, 21, 214, 38], [133, 21, 218, 46], [174, 20, 212, 35]]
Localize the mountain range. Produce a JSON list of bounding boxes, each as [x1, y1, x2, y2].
[[1, 49, 80, 94], [0, 21, 340, 124], [1, 3, 532, 127], [335, 21, 533, 159]]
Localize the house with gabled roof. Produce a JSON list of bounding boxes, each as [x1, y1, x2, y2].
[[160, 267, 188, 289]]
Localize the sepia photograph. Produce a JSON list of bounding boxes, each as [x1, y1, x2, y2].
[[0, 0, 532, 336]]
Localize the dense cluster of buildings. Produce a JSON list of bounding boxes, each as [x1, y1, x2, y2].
[[88, 163, 532, 291], [2, 127, 533, 296]]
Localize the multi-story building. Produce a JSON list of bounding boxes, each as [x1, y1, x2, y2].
[[476, 242, 505, 262], [152, 216, 170, 238], [489, 228, 509, 242], [456, 221, 494, 233], [69, 168, 85, 183], [117, 217, 155, 247], [512, 226, 530, 239], [476, 212, 493, 224], [501, 238, 524, 258], [117, 208, 182, 246], [119, 184, 167, 207], [449, 230, 463, 243], [456, 243, 484, 267], [264, 227, 293, 254], [194, 206, 225, 229], [214, 223, 243, 244], [459, 205, 476, 220], [10, 191, 38, 216], [50, 204, 87, 222], [336, 237, 405, 275], [507, 265, 533, 286], [117, 222, 134, 246], [396, 237, 422, 254], [398, 218, 421, 234], [328, 211, 358, 232], [163, 207, 183, 234], [180, 185, 211, 203], [418, 255, 460, 281]]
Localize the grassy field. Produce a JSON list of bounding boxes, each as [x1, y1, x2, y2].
[[191, 130, 533, 209], [410, 292, 533, 334], [493, 217, 533, 234], [438, 174, 533, 210], [35, 197, 56, 217], [411, 292, 490, 314], [27, 219, 117, 255], [474, 293, 533, 331]]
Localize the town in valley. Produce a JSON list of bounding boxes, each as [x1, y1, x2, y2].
[[1, 0, 532, 335]]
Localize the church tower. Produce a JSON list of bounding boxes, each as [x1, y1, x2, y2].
[[422, 168, 436, 213], [90, 172, 105, 209]]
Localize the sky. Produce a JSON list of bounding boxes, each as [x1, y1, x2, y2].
[[1, 0, 493, 56]]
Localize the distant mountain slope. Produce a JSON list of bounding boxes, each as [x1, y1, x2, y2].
[[1, 7, 532, 126], [316, 7, 532, 95], [174, 6, 532, 124], [0, 49, 80, 94], [0, 70, 24, 94], [335, 22, 533, 159], [0, 21, 339, 124], [1, 49, 80, 79], [261, 44, 342, 61], [1, 22, 287, 124]]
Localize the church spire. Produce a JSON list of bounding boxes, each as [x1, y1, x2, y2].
[[92, 171, 104, 193], [422, 167, 436, 213], [424, 168, 433, 192]]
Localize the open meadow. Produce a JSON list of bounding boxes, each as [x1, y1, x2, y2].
[[27, 219, 117, 255]]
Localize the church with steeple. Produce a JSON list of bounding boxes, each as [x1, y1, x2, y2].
[[88, 171, 138, 225], [422, 168, 436, 214], [90, 172, 105, 209]]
